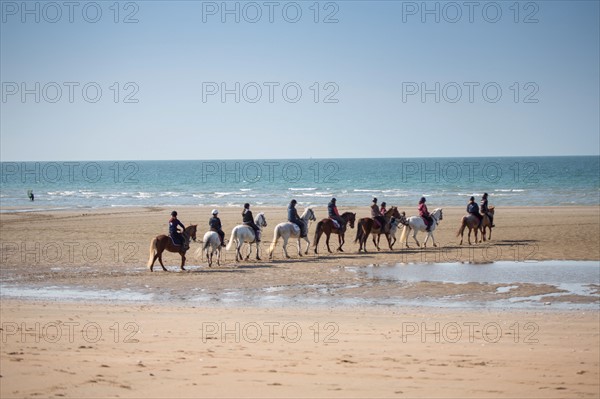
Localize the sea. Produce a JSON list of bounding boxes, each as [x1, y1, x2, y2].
[[1, 156, 598, 212]]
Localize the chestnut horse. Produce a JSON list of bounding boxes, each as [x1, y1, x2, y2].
[[457, 207, 495, 245], [355, 207, 404, 252], [147, 224, 198, 271], [313, 212, 356, 254]]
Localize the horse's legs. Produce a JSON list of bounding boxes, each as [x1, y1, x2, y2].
[[338, 233, 345, 252], [430, 232, 437, 247], [245, 243, 251, 261], [157, 251, 167, 271], [180, 252, 186, 271], [255, 242, 261, 260], [236, 242, 242, 262], [385, 233, 392, 250], [325, 233, 333, 253], [488, 227, 492, 241], [302, 236, 310, 255], [282, 237, 290, 259], [149, 254, 158, 272], [296, 238, 302, 257], [314, 230, 321, 254]]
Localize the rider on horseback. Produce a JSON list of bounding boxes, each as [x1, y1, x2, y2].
[[242, 203, 261, 242], [480, 193, 495, 227], [467, 196, 483, 226], [371, 198, 387, 233], [209, 209, 226, 247], [169, 211, 188, 249], [328, 198, 345, 232], [380, 201, 387, 216], [418, 197, 433, 232], [288, 199, 307, 238]]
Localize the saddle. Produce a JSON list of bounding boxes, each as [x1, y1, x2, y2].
[[329, 217, 340, 229], [373, 218, 382, 229]]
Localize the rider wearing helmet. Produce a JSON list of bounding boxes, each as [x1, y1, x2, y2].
[[169, 211, 187, 248], [380, 201, 387, 216], [328, 197, 345, 232], [242, 203, 260, 242], [371, 198, 387, 232], [467, 196, 483, 226], [288, 199, 307, 238], [418, 197, 433, 232], [480, 193, 495, 227], [209, 209, 226, 247]]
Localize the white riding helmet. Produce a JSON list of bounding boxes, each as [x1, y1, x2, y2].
[[211, 209, 218, 215]]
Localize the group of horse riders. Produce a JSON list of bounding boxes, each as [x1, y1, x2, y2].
[[167, 194, 494, 248]]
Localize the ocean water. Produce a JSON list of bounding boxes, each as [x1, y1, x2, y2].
[[1, 156, 598, 211]]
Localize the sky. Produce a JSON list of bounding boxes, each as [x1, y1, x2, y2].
[[1, 0, 599, 161]]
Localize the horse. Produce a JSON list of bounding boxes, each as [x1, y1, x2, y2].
[[197, 231, 222, 267], [456, 207, 495, 245], [378, 213, 408, 250], [399, 208, 444, 248], [313, 212, 356, 254], [269, 208, 316, 259], [147, 224, 198, 272], [355, 207, 404, 252], [226, 213, 268, 262]]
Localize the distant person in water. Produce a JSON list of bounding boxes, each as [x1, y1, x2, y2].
[[418, 197, 432, 232], [28, 190, 34, 201], [169, 211, 187, 248], [242, 203, 260, 242], [467, 196, 483, 226], [209, 209, 226, 247], [480, 193, 495, 227]]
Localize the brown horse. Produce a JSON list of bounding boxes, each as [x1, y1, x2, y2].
[[355, 207, 403, 252], [313, 212, 356, 254], [456, 207, 494, 245], [147, 225, 198, 271]]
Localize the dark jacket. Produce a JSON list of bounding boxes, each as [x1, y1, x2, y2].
[[209, 216, 222, 230], [467, 202, 480, 214], [288, 205, 300, 222], [169, 217, 185, 236], [480, 198, 489, 213], [242, 209, 254, 224], [328, 202, 339, 218]]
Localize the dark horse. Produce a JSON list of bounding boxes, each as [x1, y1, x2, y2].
[[313, 212, 356, 254], [147, 225, 198, 271], [355, 206, 404, 252]]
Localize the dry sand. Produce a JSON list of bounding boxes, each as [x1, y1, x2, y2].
[[1, 205, 599, 397]]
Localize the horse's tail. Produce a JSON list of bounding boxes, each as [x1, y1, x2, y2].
[[313, 221, 323, 247], [226, 228, 236, 251], [202, 239, 211, 252], [399, 225, 409, 243], [354, 220, 363, 243], [269, 226, 280, 256], [456, 217, 467, 237], [147, 238, 157, 268]]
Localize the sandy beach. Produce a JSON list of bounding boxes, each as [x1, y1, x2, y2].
[[1, 205, 599, 397]]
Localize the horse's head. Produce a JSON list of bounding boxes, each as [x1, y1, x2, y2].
[[342, 212, 356, 229], [389, 206, 403, 219], [256, 212, 267, 228], [186, 224, 198, 241], [432, 208, 443, 221], [306, 207, 316, 222]]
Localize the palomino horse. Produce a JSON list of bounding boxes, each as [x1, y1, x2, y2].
[[147, 224, 198, 272], [313, 212, 356, 254], [197, 231, 222, 267], [269, 208, 316, 259], [355, 207, 404, 252], [226, 213, 268, 262], [399, 208, 444, 248], [457, 207, 495, 245]]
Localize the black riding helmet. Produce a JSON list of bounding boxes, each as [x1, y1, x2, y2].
[[483, 193, 489, 198], [244, 203, 250, 209], [331, 198, 336, 202], [469, 196, 475, 201], [419, 196, 426, 203], [171, 211, 177, 216], [290, 199, 297, 205], [381, 201, 386, 207]]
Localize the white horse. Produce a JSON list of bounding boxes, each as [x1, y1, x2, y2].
[[196, 231, 222, 267], [269, 208, 316, 259], [399, 208, 444, 248], [226, 213, 267, 262]]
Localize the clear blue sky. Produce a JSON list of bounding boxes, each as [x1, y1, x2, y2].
[[1, 0, 598, 161]]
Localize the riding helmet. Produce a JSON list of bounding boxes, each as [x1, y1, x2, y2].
[[372, 197, 377, 203], [244, 203, 250, 209], [331, 198, 336, 202], [212, 209, 218, 215], [291, 199, 297, 205], [171, 211, 177, 216], [469, 196, 475, 201], [483, 193, 488, 198], [381, 201, 386, 207], [419, 196, 426, 203]]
